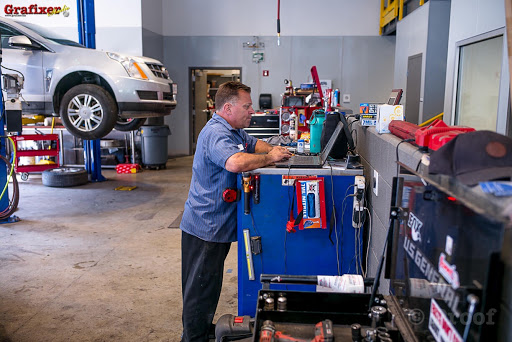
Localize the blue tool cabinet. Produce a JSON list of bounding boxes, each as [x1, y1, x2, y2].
[[237, 166, 364, 316]]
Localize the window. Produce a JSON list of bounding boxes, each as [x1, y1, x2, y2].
[[0, 23, 24, 49], [454, 31, 509, 134]]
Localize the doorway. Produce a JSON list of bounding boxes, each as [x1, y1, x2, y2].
[[405, 53, 422, 124], [189, 68, 241, 153]]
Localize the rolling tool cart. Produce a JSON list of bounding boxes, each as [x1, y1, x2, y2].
[[215, 275, 405, 342], [237, 165, 365, 316], [384, 164, 512, 341], [11, 134, 60, 181]]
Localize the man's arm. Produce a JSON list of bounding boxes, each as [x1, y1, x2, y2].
[[254, 140, 273, 153], [225, 145, 292, 173]]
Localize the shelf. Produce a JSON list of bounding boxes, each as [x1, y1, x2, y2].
[[17, 149, 59, 157], [15, 164, 59, 172]]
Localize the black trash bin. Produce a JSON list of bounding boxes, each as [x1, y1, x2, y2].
[[140, 125, 170, 169]]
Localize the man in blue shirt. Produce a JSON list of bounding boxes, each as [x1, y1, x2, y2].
[[180, 82, 291, 341]]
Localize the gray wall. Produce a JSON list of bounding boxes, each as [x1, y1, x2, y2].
[[394, 3, 429, 107], [423, 0, 451, 121], [163, 35, 396, 157], [394, 0, 450, 124], [141, 0, 164, 61], [353, 124, 424, 294]]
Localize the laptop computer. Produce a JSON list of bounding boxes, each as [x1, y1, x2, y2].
[[274, 121, 343, 168]]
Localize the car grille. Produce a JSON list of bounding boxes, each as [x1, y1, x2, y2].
[[146, 63, 170, 79], [137, 90, 158, 100], [163, 92, 173, 101]]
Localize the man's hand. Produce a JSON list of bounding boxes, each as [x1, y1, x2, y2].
[[225, 146, 293, 173], [267, 146, 293, 163]]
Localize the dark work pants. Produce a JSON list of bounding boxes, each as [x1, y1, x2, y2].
[[181, 230, 231, 342]]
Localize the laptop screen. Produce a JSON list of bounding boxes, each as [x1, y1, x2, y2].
[[319, 121, 343, 163]]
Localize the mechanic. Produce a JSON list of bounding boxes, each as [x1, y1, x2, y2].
[[179, 81, 292, 341]]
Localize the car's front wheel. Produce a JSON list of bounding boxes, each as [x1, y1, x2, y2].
[[60, 84, 117, 140], [115, 118, 146, 132]]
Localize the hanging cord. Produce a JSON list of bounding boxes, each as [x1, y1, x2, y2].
[[277, 0, 281, 46], [396, 139, 415, 178], [363, 207, 372, 278], [0, 137, 19, 219]]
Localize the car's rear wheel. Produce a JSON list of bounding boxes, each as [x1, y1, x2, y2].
[[60, 84, 117, 140], [115, 118, 146, 131]]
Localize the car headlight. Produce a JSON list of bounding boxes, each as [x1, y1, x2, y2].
[[107, 52, 148, 80]]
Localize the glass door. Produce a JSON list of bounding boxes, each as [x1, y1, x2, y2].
[[455, 35, 504, 131]]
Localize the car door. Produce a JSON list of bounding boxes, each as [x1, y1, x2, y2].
[[0, 22, 46, 114]]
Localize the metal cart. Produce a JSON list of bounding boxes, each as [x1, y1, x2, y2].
[[11, 134, 60, 181]]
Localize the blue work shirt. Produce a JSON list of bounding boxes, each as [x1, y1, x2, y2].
[[180, 113, 258, 242]]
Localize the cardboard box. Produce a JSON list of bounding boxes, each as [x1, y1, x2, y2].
[[376, 105, 404, 133], [116, 163, 142, 174]]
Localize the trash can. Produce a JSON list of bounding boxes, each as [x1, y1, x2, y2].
[[140, 125, 170, 169]]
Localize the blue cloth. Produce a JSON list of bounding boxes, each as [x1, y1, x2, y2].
[[180, 113, 257, 242]]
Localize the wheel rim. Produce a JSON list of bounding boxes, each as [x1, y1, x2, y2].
[[67, 94, 104, 132], [50, 168, 84, 173]]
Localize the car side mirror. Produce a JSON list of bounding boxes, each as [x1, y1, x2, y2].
[[9, 35, 37, 49]]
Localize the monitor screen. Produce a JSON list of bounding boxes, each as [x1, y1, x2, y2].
[[387, 89, 403, 105], [283, 96, 305, 107]]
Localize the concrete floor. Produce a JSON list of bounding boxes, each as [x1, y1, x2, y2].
[[0, 156, 238, 342]]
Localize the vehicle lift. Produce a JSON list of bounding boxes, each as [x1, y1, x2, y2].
[[77, 0, 105, 182], [0, 40, 19, 222]]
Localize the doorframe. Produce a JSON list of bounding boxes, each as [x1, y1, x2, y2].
[[188, 67, 242, 155], [451, 28, 509, 134], [405, 53, 423, 124]]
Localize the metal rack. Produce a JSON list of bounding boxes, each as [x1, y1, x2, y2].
[[11, 134, 60, 180]]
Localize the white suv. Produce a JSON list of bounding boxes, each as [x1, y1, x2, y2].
[[0, 16, 177, 140]]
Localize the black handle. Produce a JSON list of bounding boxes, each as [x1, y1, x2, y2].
[[253, 174, 260, 204], [242, 173, 251, 215]]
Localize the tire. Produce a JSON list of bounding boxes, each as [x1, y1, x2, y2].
[[59, 84, 118, 140], [42, 168, 88, 187], [115, 118, 146, 132]]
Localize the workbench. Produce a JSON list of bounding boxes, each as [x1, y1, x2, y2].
[[237, 162, 364, 316]]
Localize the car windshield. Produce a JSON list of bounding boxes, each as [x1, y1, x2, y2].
[[16, 21, 85, 48]]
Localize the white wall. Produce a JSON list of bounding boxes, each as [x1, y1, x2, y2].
[[443, 0, 507, 124], [1, 0, 79, 40], [95, 0, 143, 56], [162, 0, 381, 36]]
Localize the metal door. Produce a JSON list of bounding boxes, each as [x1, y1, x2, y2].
[[192, 70, 208, 147], [405, 53, 422, 124]]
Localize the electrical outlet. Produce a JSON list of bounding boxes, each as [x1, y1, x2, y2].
[[352, 176, 365, 228], [373, 170, 379, 196], [343, 94, 351, 103]]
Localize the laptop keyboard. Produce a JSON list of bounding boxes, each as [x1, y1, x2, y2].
[[287, 156, 320, 165]]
